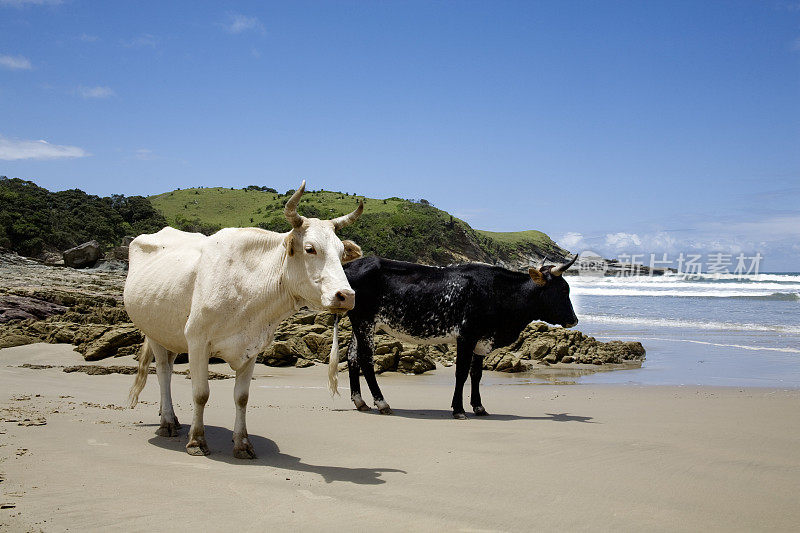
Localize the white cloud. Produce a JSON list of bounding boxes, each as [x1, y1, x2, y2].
[[0, 136, 89, 160], [122, 34, 157, 49], [221, 13, 265, 35], [0, 54, 32, 70], [79, 33, 99, 42], [558, 232, 585, 250], [77, 85, 114, 99], [0, 0, 61, 6], [605, 232, 642, 250]]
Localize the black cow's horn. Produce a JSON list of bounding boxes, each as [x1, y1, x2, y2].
[[551, 254, 578, 277], [284, 180, 306, 229], [330, 199, 364, 231]]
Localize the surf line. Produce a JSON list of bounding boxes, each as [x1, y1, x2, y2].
[[594, 336, 800, 354]]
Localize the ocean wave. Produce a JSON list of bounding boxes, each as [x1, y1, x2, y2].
[[592, 335, 800, 355], [689, 273, 800, 283], [580, 314, 800, 334], [572, 288, 800, 299]]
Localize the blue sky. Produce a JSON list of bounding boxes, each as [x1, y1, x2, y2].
[[1, 1, 799, 270]]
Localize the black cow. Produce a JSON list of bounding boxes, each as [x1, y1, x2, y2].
[[329, 255, 579, 419]]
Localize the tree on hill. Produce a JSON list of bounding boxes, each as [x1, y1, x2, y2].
[[0, 177, 167, 257]]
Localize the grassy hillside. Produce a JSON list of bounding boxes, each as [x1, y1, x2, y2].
[[476, 230, 567, 260], [149, 187, 407, 230], [150, 186, 570, 267]]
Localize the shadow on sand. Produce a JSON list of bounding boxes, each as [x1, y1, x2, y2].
[[146, 425, 406, 485], [333, 408, 595, 423]]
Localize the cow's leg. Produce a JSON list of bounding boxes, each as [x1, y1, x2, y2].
[[356, 328, 391, 414], [451, 338, 473, 419], [232, 356, 257, 459], [186, 341, 210, 456], [347, 334, 370, 412], [167, 350, 179, 428], [154, 344, 181, 437], [470, 353, 489, 416]]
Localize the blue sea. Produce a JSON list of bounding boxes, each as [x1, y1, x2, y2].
[[531, 272, 800, 387]]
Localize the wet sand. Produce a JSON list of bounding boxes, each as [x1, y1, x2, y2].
[[1, 343, 799, 532]]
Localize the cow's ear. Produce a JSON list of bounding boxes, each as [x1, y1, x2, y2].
[[342, 240, 362, 263], [529, 267, 547, 287], [284, 233, 295, 256]]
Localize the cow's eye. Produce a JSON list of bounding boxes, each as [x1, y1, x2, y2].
[[304, 244, 316, 255]]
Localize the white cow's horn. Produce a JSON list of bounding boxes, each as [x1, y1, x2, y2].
[[551, 254, 578, 277], [331, 199, 364, 231], [284, 180, 306, 229], [538, 255, 547, 270]]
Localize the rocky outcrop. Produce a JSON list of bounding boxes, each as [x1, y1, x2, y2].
[[63, 240, 101, 269], [0, 293, 68, 323], [0, 251, 645, 373], [252, 312, 644, 373], [482, 322, 645, 368]]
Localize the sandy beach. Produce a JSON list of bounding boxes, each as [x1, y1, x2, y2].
[[1, 343, 798, 532]]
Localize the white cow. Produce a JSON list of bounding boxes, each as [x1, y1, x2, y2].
[[125, 182, 363, 458]]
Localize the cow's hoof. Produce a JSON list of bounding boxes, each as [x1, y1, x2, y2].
[[473, 406, 489, 416], [375, 400, 393, 415], [186, 437, 209, 456], [156, 422, 180, 437], [352, 394, 371, 412], [453, 411, 468, 420], [233, 442, 256, 460]]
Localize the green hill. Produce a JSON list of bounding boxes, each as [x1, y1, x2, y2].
[[149, 186, 569, 268], [0, 177, 166, 257]]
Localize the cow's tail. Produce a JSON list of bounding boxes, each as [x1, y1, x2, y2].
[[328, 314, 341, 396], [128, 336, 154, 408]]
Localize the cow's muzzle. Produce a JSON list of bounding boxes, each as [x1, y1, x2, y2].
[[327, 289, 355, 312], [564, 319, 579, 328]]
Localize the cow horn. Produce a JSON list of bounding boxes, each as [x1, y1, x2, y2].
[[284, 180, 306, 229], [538, 255, 547, 270], [551, 254, 578, 277], [330, 199, 364, 231]]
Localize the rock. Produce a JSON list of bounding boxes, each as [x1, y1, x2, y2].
[[107, 246, 129, 261], [314, 313, 337, 326], [0, 293, 68, 323], [45, 322, 78, 343], [257, 339, 299, 366], [373, 351, 397, 373], [295, 358, 314, 368], [561, 355, 574, 364], [495, 354, 523, 372], [115, 344, 141, 357], [527, 339, 551, 360], [121, 236, 135, 247], [302, 332, 332, 361], [80, 326, 143, 361], [63, 240, 101, 269], [293, 312, 317, 325], [553, 344, 569, 359], [40, 252, 64, 266], [0, 331, 39, 349], [90, 260, 128, 273]]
